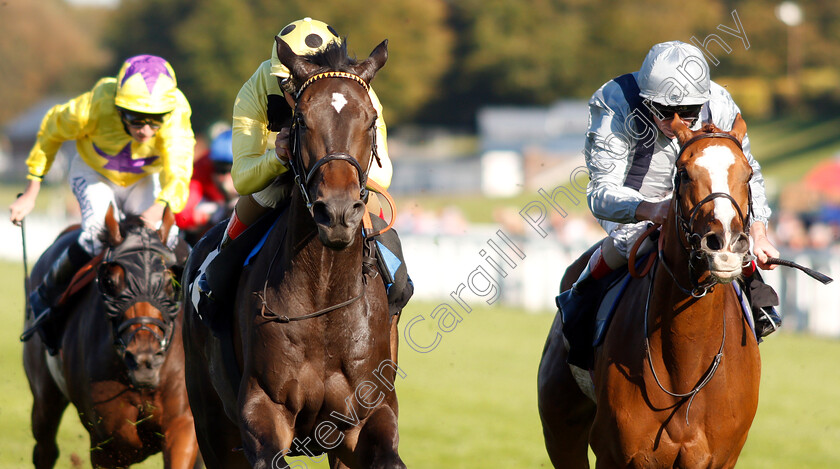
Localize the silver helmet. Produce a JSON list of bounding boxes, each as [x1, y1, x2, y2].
[[638, 41, 710, 106]]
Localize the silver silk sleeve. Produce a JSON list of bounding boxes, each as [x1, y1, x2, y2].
[[584, 86, 647, 224]]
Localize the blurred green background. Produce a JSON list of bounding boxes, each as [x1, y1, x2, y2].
[[3, 0, 840, 132]]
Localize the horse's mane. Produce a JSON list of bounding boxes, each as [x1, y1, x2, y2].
[[303, 39, 358, 73]]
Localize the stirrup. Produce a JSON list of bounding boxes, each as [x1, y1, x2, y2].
[[20, 309, 52, 341], [20, 291, 53, 341], [755, 307, 781, 338]]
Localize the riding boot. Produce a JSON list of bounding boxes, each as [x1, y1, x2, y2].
[[21, 242, 92, 355], [557, 248, 616, 369], [367, 215, 413, 316], [195, 208, 252, 300], [742, 265, 781, 339]]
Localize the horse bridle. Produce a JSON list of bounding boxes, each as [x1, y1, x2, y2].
[[257, 71, 381, 324], [663, 132, 754, 297], [288, 71, 380, 215], [98, 230, 179, 354]]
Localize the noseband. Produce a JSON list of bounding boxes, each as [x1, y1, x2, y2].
[[664, 132, 754, 297], [288, 71, 378, 214], [99, 229, 179, 354]]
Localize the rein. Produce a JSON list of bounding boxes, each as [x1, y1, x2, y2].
[[641, 132, 749, 421], [643, 260, 726, 425]]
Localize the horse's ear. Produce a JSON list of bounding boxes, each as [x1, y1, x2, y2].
[[354, 39, 388, 84], [671, 115, 695, 146], [104, 204, 122, 245], [276, 35, 319, 81], [158, 203, 175, 244], [729, 113, 747, 144]]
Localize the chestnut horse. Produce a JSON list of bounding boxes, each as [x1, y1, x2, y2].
[[23, 206, 199, 468], [182, 38, 404, 469], [538, 115, 760, 468]]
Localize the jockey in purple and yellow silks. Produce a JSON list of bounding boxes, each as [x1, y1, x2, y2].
[[10, 55, 195, 349]]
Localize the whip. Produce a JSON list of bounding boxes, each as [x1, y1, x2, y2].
[[16, 193, 31, 312], [767, 257, 833, 285]]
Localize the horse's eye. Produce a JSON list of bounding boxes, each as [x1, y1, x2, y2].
[[296, 115, 307, 129], [98, 265, 124, 296], [680, 171, 690, 183]]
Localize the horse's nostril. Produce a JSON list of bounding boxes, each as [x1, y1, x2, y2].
[[312, 201, 332, 226], [124, 351, 137, 369], [345, 201, 365, 226], [731, 233, 750, 253], [703, 233, 723, 251]]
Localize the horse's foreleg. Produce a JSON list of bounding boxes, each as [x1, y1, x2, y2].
[[340, 405, 405, 469], [389, 312, 400, 366], [162, 415, 199, 469], [25, 344, 69, 469], [182, 329, 248, 468], [30, 391, 69, 469], [239, 380, 296, 469], [537, 318, 596, 469]]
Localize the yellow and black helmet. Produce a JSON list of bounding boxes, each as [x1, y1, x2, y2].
[[114, 55, 178, 114], [270, 17, 341, 78]]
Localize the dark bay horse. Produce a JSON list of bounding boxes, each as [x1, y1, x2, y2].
[[23, 206, 199, 468], [538, 115, 760, 468], [183, 38, 404, 469]]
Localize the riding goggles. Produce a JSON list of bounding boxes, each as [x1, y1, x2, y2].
[[119, 109, 168, 129], [647, 101, 703, 123]]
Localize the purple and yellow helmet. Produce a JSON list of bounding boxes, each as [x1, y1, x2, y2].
[[115, 55, 178, 114]]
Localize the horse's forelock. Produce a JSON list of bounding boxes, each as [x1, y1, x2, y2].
[[302, 39, 358, 74]]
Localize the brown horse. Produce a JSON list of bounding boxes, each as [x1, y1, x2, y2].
[[23, 206, 199, 468], [182, 38, 404, 469], [538, 115, 760, 468]]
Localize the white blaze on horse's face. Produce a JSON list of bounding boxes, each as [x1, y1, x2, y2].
[[695, 145, 743, 277], [331, 92, 347, 113], [695, 145, 737, 239]]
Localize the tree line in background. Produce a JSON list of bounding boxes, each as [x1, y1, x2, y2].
[[2, 0, 840, 134]]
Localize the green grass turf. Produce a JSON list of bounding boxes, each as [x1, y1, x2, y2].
[[0, 261, 838, 468]]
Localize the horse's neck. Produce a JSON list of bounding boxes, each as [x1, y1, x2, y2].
[[283, 197, 364, 299], [652, 218, 729, 345]]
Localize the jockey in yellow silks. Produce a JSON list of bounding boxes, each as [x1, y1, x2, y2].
[[194, 18, 412, 319], [11, 55, 195, 353], [224, 17, 391, 246]]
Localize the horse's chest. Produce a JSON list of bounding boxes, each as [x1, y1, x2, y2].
[[86, 387, 163, 443]]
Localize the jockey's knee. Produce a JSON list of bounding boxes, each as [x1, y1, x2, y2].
[[235, 194, 272, 225], [77, 228, 104, 257], [600, 236, 628, 269]]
